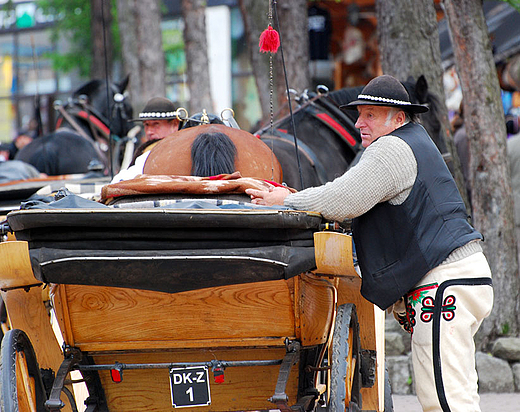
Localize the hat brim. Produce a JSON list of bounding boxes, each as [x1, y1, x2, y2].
[[340, 100, 429, 114]]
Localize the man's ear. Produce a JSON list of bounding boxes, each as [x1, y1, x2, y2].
[[395, 110, 406, 125]]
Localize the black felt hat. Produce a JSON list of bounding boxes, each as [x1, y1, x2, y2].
[[341, 75, 429, 113], [132, 97, 178, 121]]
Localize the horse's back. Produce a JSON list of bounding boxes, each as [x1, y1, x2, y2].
[[143, 124, 283, 182], [15, 130, 102, 176]]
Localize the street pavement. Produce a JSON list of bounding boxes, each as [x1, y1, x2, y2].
[[392, 393, 520, 411]]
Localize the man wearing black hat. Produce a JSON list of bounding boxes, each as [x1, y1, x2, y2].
[[246, 75, 493, 412], [112, 97, 179, 182]]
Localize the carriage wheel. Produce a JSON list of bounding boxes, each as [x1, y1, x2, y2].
[[326, 303, 361, 412], [0, 329, 47, 412]]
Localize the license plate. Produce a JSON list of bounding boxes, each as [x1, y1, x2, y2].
[[170, 366, 211, 408]]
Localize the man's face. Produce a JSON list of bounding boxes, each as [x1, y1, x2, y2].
[[355, 105, 403, 148], [142, 119, 178, 141]]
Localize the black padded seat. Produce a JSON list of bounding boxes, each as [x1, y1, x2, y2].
[[7, 207, 324, 294]]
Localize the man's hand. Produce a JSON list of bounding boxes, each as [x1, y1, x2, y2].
[[245, 186, 291, 206]]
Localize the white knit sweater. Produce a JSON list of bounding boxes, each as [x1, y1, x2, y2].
[[284, 134, 416, 220]]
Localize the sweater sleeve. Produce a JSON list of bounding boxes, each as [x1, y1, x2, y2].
[[110, 151, 150, 183], [283, 135, 417, 221]]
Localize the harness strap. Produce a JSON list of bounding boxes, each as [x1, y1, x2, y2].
[[72, 109, 111, 140], [56, 105, 92, 141], [432, 277, 492, 412]]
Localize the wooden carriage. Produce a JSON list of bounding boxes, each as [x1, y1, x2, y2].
[[0, 124, 388, 412], [1, 208, 386, 412]]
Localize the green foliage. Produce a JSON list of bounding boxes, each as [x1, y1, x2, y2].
[[162, 20, 186, 75], [36, 0, 120, 77], [500, 0, 520, 13], [501, 322, 510, 335]]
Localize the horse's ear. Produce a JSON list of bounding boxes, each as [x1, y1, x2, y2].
[[74, 79, 104, 97], [117, 74, 130, 92], [415, 75, 429, 103]]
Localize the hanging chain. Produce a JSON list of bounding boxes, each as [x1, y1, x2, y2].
[[268, 0, 275, 181]]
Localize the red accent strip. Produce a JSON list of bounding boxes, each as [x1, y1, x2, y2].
[[77, 110, 111, 136], [277, 128, 288, 134], [263, 179, 285, 187], [315, 113, 357, 146]]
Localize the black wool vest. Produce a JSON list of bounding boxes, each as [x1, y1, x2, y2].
[[352, 122, 482, 310]]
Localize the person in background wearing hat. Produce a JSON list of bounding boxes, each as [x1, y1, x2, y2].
[[246, 75, 493, 412], [111, 97, 179, 183]]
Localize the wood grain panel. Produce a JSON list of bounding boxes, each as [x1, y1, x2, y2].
[[313, 232, 358, 277], [91, 348, 298, 412], [54, 279, 296, 351], [297, 274, 335, 346], [0, 241, 40, 289]]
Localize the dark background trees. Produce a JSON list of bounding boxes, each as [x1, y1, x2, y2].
[[180, 0, 212, 113], [375, 0, 469, 212], [444, 0, 520, 344], [116, 0, 165, 112]]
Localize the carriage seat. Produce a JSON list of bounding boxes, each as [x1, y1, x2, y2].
[[8, 174, 324, 295]]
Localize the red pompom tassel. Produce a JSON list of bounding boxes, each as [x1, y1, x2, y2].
[[259, 25, 280, 53]]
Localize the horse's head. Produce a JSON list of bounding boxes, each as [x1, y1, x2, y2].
[[71, 75, 134, 138], [180, 112, 224, 129]]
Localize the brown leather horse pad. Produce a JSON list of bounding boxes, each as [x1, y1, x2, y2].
[[142, 124, 283, 182], [100, 171, 289, 203]]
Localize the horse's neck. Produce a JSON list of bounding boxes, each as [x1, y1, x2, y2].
[[59, 118, 93, 139]]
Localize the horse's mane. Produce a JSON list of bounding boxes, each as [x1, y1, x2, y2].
[[191, 132, 237, 176], [401, 77, 446, 154], [327, 86, 364, 124], [328, 86, 364, 107]]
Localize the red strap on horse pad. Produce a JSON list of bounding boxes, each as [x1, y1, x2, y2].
[[100, 172, 285, 203]]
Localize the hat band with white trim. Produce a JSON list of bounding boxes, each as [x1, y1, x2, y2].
[[139, 111, 177, 118], [357, 94, 412, 106]]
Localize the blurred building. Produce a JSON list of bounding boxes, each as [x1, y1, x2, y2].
[[1, 0, 519, 141], [0, 0, 85, 142]]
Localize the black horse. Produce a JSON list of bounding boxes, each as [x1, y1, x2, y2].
[[256, 76, 444, 190], [15, 76, 133, 176]]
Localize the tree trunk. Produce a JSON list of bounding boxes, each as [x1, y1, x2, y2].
[[116, 0, 165, 112], [444, 0, 520, 347], [273, 0, 310, 113], [375, 0, 469, 210], [181, 0, 213, 113], [237, 0, 270, 120], [90, 0, 113, 79]]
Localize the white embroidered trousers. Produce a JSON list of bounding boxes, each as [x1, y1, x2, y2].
[[407, 252, 493, 412]]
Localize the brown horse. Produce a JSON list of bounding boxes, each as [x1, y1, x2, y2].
[[143, 124, 283, 183]]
